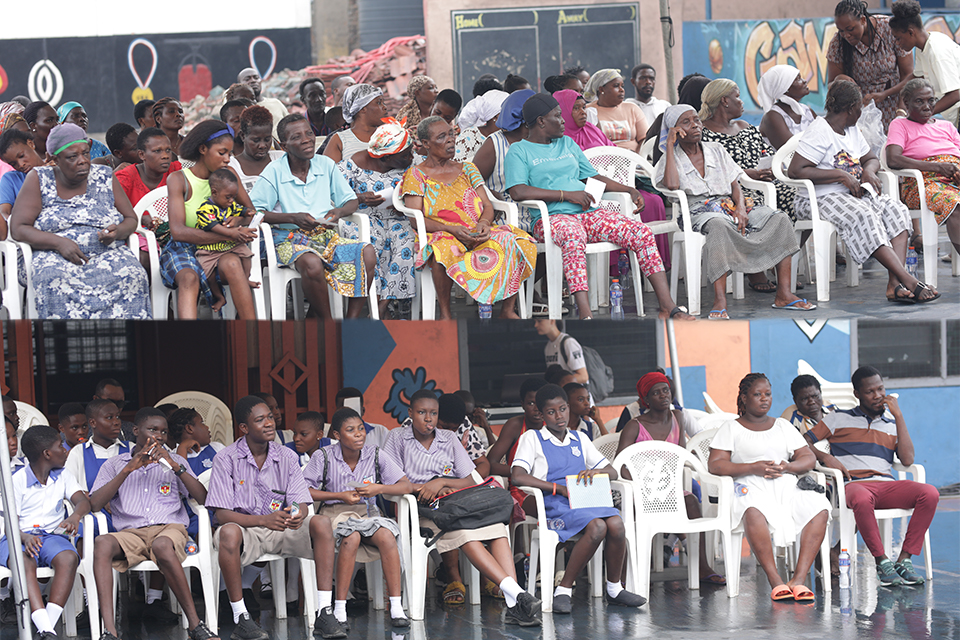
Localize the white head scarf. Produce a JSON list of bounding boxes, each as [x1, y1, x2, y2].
[[758, 65, 805, 115], [659, 104, 696, 152], [582, 69, 622, 102], [457, 90, 509, 129]]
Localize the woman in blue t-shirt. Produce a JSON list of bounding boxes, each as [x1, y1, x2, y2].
[[504, 93, 691, 320]]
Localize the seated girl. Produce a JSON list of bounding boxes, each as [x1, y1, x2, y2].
[[303, 407, 412, 628], [707, 373, 830, 602], [562, 382, 603, 440], [656, 104, 814, 319], [788, 79, 940, 303]]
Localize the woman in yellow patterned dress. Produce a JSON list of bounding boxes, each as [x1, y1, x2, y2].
[[401, 116, 536, 319]]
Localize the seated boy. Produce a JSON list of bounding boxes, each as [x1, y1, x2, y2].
[[194, 168, 257, 312], [65, 400, 130, 501], [89, 408, 217, 640], [334, 388, 389, 448], [205, 396, 344, 640], [511, 384, 645, 613], [57, 403, 87, 452], [1, 425, 90, 640]]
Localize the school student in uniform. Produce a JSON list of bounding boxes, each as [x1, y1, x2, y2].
[[168, 408, 226, 476]]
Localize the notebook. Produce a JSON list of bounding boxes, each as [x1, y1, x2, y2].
[[565, 473, 614, 509]]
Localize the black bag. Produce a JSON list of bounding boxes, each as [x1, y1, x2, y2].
[[561, 335, 615, 402], [417, 477, 514, 546]]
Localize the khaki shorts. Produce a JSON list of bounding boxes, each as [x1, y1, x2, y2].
[[419, 518, 508, 554], [195, 244, 254, 279], [214, 523, 315, 566], [104, 523, 188, 572]]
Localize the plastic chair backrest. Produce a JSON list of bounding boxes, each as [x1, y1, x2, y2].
[[771, 133, 802, 183], [614, 441, 703, 517], [584, 147, 640, 187], [591, 433, 621, 464], [15, 401, 49, 436], [155, 392, 234, 444], [702, 391, 724, 414], [133, 186, 169, 225], [796, 359, 858, 409], [684, 427, 719, 466], [639, 136, 656, 163]]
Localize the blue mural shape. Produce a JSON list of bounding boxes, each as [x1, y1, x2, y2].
[[383, 367, 443, 423]]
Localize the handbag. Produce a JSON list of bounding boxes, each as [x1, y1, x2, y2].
[[417, 477, 514, 546]]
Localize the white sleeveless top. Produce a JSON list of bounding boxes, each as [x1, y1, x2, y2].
[[336, 129, 369, 163], [771, 103, 816, 138], [229, 151, 284, 194]]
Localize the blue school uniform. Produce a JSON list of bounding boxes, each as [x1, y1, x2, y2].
[[285, 440, 332, 467]]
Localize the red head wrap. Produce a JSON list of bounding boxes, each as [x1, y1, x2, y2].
[[637, 372, 671, 408]]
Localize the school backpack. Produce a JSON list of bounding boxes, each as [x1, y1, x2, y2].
[[561, 335, 615, 402], [417, 477, 514, 546]]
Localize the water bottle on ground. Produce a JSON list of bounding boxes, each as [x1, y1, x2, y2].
[[840, 585, 852, 617], [906, 246, 919, 279], [618, 250, 631, 290], [838, 548, 851, 589], [478, 302, 492, 322], [609, 279, 624, 320]]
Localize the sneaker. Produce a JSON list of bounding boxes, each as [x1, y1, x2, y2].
[[38, 632, 58, 640], [505, 592, 542, 627], [98, 632, 120, 640], [552, 593, 572, 614], [877, 559, 903, 587], [188, 622, 219, 640], [143, 601, 179, 625], [607, 589, 647, 607], [230, 613, 269, 640], [894, 559, 925, 585], [391, 615, 411, 628], [1, 597, 17, 624], [312, 607, 347, 639]]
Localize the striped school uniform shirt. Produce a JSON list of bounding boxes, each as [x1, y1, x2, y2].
[[807, 407, 898, 480], [91, 451, 195, 530], [382, 426, 475, 484], [302, 442, 406, 503], [64, 439, 132, 492], [205, 437, 311, 515]]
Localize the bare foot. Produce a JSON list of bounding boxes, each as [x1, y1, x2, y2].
[[659, 307, 696, 321], [772, 295, 815, 310], [211, 293, 227, 312]]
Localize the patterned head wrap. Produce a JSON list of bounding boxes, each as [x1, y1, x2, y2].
[[56, 101, 83, 124], [405, 75, 435, 99], [367, 118, 411, 157], [582, 69, 622, 102], [46, 123, 88, 156], [342, 84, 383, 124], [0, 102, 25, 133]]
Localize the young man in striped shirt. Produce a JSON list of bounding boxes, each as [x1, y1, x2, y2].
[[805, 366, 939, 587]]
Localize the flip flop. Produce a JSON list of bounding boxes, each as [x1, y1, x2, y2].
[[791, 584, 815, 602], [441, 581, 466, 606], [708, 308, 729, 320], [913, 282, 940, 304], [888, 283, 915, 304], [771, 584, 794, 601], [749, 281, 777, 293], [700, 573, 726, 585], [772, 299, 816, 311]]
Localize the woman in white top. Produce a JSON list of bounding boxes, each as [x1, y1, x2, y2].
[[708, 373, 830, 602], [323, 84, 388, 163], [788, 79, 940, 303], [227, 105, 284, 194], [758, 65, 818, 150], [455, 90, 509, 163], [890, 0, 960, 127]]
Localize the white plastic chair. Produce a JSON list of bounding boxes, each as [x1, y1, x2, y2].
[[613, 441, 736, 599], [772, 134, 858, 302], [591, 433, 621, 464], [796, 359, 859, 410], [0, 240, 23, 319], [154, 392, 233, 445], [14, 401, 48, 430], [684, 428, 720, 468], [133, 187, 172, 319], [639, 136, 656, 163], [17, 241, 36, 318], [879, 144, 957, 287], [702, 392, 725, 414]]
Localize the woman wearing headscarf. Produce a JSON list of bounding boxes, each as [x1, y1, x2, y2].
[[758, 65, 817, 150], [656, 104, 813, 319], [648, 73, 711, 163], [473, 89, 535, 205], [396, 75, 439, 131], [455, 89, 509, 163], [338, 118, 418, 315], [9, 123, 150, 318], [583, 69, 648, 152], [506, 93, 691, 321], [324, 84, 388, 163], [57, 102, 111, 159], [556, 88, 671, 270]]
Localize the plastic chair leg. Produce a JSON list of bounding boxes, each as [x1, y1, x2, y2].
[[271, 560, 286, 619], [723, 531, 742, 598]]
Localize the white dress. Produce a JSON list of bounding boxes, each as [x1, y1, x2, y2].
[[710, 418, 830, 547]]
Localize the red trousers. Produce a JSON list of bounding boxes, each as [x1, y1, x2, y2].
[[845, 480, 939, 557]]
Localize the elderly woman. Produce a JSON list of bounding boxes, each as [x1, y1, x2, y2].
[[758, 65, 817, 150], [56, 102, 111, 159], [455, 89, 509, 163], [9, 123, 149, 318], [583, 69, 648, 152], [656, 105, 813, 318], [396, 76, 439, 131], [827, 0, 913, 130], [339, 118, 417, 316], [708, 373, 830, 602], [886, 78, 960, 256], [473, 89, 535, 204], [401, 115, 536, 319], [648, 74, 711, 163], [323, 84, 388, 163], [788, 79, 940, 303], [506, 93, 691, 320]]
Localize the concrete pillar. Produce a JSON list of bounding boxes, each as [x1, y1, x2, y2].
[[311, 0, 357, 64]]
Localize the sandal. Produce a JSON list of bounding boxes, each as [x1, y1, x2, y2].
[[441, 581, 466, 606], [791, 584, 815, 602], [913, 282, 940, 303], [888, 283, 915, 304], [771, 584, 794, 601], [708, 308, 729, 320], [667, 305, 694, 321], [700, 573, 726, 585], [482, 579, 505, 599], [748, 280, 777, 293], [772, 299, 816, 311]]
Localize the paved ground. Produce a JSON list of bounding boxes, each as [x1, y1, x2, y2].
[[6, 497, 955, 640]]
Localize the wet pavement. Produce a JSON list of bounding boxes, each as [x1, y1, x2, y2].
[[5, 497, 955, 640]]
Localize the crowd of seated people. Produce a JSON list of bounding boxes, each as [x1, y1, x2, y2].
[[0, 360, 938, 640], [0, 33, 954, 318]]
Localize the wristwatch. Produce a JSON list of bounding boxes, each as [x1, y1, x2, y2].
[[173, 463, 187, 477]]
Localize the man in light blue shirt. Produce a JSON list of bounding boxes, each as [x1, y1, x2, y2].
[[251, 114, 375, 318]]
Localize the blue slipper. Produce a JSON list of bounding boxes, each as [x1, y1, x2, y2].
[[772, 299, 816, 311], [708, 308, 729, 320]]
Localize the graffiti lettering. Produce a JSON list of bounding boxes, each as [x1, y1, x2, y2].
[[557, 9, 589, 25], [455, 14, 484, 30], [744, 20, 837, 108]]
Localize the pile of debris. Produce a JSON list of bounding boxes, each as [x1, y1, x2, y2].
[[182, 36, 426, 129]]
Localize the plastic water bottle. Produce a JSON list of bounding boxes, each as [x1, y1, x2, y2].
[[838, 549, 851, 589], [618, 250, 631, 290], [185, 539, 198, 555], [609, 279, 624, 320], [840, 585, 852, 617], [478, 302, 492, 323], [906, 246, 919, 279]]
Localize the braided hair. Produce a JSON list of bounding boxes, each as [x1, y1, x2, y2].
[[167, 407, 201, 446], [834, 0, 875, 77], [736, 373, 770, 416]]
